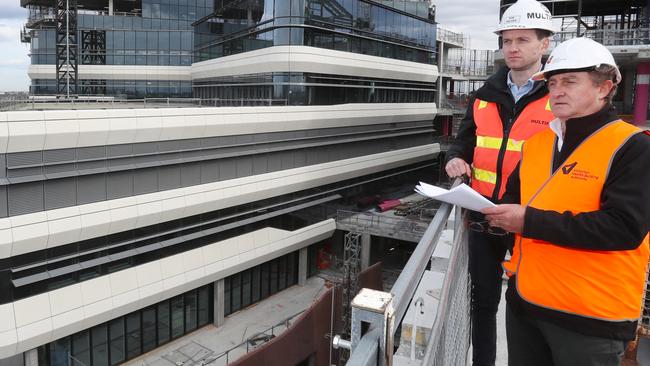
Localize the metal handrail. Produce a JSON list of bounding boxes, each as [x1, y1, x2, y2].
[[344, 178, 464, 365]]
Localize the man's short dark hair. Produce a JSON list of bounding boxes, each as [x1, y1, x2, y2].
[[535, 29, 552, 40]]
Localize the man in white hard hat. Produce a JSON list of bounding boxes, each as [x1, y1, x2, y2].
[[483, 37, 650, 365], [444, 1, 555, 364]]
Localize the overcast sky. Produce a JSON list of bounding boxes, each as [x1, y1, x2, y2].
[[0, 0, 501, 92]]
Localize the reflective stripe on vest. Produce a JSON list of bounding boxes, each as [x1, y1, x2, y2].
[[471, 96, 554, 199], [504, 120, 650, 321], [472, 167, 497, 184], [476, 136, 525, 152]]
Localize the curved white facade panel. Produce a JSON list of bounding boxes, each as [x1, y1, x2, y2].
[[0, 143, 439, 259], [27, 65, 192, 81], [0, 220, 336, 358], [191, 46, 439, 83], [0, 103, 436, 153]]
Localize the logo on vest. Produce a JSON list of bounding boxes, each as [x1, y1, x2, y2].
[[530, 119, 549, 125], [561, 162, 577, 174], [562, 162, 599, 181]]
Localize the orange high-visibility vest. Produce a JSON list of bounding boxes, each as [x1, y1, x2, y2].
[[471, 96, 554, 199], [504, 120, 650, 321]]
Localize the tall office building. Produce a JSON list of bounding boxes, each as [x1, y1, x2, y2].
[[22, 0, 205, 96], [4, 0, 440, 365]]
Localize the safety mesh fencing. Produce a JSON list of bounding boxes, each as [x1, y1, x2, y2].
[[642, 261, 650, 333], [423, 211, 471, 366]]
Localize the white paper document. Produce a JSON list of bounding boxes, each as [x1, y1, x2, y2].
[[414, 182, 496, 212]]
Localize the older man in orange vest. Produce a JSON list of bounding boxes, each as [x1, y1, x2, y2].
[[483, 37, 650, 366]]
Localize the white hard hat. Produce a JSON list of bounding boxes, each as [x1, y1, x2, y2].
[[495, 0, 555, 35], [532, 37, 622, 84]]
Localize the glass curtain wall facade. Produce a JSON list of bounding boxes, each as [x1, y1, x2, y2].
[[27, 0, 206, 96], [36, 283, 213, 366], [193, 0, 437, 104], [194, 0, 436, 63], [33, 249, 306, 366], [223, 251, 299, 316]]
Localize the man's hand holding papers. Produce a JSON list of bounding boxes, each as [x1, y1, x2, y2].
[[414, 182, 496, 212]]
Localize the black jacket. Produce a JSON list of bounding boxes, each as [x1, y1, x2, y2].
[[446, 66, 549, 203], [504, 105, 650, 340]]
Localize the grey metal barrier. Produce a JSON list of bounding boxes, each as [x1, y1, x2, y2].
[[421, 208, 470, 365], [336, 178, 471, 365]]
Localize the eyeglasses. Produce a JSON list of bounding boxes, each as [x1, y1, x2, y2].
[[468, 220, 508, 236]]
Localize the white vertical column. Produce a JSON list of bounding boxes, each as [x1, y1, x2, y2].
[[298, 247, 308, 286], [109, 0, 114, 15], [361, 233, 371, 270], [214, 279, 225, 327], [24, 349, 38, 366]]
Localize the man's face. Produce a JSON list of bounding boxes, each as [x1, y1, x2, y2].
[[547, 72, 612, 120], [501, 29, 549, 71]]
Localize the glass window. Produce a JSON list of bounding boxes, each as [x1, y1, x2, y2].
[[125, 32, 136, 50], [109, 319, 125, 365], [270, 260, 279, 294], [231, 273, 241, 313], [49, 337, 70, 366], [92, 325, 109, 366], [278, 256, 287, 291], [147, 31, 158, 51], [260, 262, 270, 299], [224, 277, 231, 315], [242, 270, 252, 307], [158, 301, 171, 345], [142, 307, 157, 352], [251, 266, 261, 303], [126, 312, 141, 359], [171, 295, 185, 338], [198, 285, 211, 326], [185, 291, 198, 332], [287, 252, 297, 286]]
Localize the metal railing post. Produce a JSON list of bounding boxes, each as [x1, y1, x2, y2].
[[350, 288, 394, 366]]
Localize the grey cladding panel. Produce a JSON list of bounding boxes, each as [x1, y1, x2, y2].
[[252, 155, 268, 175], [0, 155, 6, 178], [77, 146, 106, 161], [44, 163, 76, 176], [180, 163, 201, 187], [77, 174, 106, 204], [200, 161, 219, 183], [107, 144, 132, 158], [159, 140, 180, 152], [267, 152, 283, 172], [281, 152, 295, 170], [133, 168, 159, 195], [8, 182, 44, 216], [44, 149, 76, 164], [201, 137, 220, 148], [219, 158, 237, 180], [132, 142, 159, 155], [158, 165, 181, 191], [107, 171, 134, 199], [77, 160, 106, 173], [236, 156, 253, 178], [180, 139, 201, 150], [294, 150, 307, 167], [0, 186, 7, 217], [44, 178, 77, 210], [7, 151, 42, 168]]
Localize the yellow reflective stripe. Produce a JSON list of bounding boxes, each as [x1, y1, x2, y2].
[[478, 100, 488, 109], [472, 167, 497, 184], [476, 136, 524, 152], [545, 99, 551, 111]]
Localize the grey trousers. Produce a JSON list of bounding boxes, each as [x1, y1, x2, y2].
[[506, 305, 626, 366]]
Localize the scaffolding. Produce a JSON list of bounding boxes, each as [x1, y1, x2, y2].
[[55, 0, 78, 97]]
